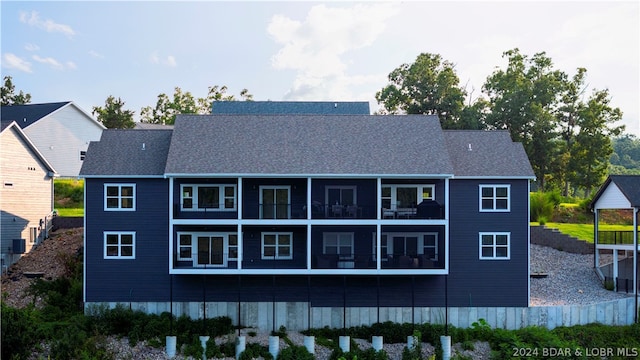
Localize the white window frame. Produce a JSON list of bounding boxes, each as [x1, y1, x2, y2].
[[261, 232, 293, 260], [259, 185, 291, 219], [104, 184, 136, 211], [479, 184, 510, 212], [104, 231, 136, 259], [29, 227, 38, 245], [180, 184, 236, 211], [479, 232, 510, 260], [323, 232, 354, 260], [177, 232, 238, 264], [381, 184, 435, 210]]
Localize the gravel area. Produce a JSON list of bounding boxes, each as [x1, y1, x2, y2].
[[529, 244, 634, 306]]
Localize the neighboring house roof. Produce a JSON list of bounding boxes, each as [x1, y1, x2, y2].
[[0, 121, 57, 175], [0, 101, 106, 130], [79, 129, 173, 176], [211, 101, 371, 115], [443, 130, 535, 179], [165, 114, 455, 176], [134, 122, 174, 130], [590, 175, 640, 209]]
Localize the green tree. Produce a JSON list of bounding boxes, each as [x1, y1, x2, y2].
[[375, 53, 467, 129], [140, 85, 253, 125], [92, 96, 136, 129], [611, 134, 640, 171], [1, 76, 32, 105], [566, 89, 624, 196], [482, 49, 566, 190]]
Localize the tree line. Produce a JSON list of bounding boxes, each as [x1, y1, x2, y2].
[[1, 47, 635, 196]]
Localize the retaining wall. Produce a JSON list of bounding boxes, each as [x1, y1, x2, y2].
[[530, 225, 594, 254], [86, 297, 637, 331]]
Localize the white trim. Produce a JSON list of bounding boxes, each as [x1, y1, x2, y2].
[[453, 176, 535, 180], [479, 232, 511, 260], [169, 268, 449, 275], [104, 183, 136, 211], [81, 175, 165, 179], [103, 231, 136, 259], [478, 184, 510, 212], [190, 233, 237, 267], [261, 232, 293, 260], [165, 173, 456, 179], [180, 184, 237, 211]]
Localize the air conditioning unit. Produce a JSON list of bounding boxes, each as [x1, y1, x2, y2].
[[12, 239, 26, 254]]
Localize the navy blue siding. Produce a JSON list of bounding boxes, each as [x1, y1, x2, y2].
[[168, 275, 445, 307], [242, 226, 307, 269], [447, 179, 529, 307], [85, 178, 170, 302]]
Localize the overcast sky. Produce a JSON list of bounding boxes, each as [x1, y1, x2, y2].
[[2, 1, 638, 136]]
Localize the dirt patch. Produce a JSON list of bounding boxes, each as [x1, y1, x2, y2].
[[1, 228, 83, 308]]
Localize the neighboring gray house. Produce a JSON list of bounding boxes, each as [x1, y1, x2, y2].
[[0, 101, 105, 177], [1, 121, 57, 268], [80, 114, 535, 330], [211, 101, 370, 115]]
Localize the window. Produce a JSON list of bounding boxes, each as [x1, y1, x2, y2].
[[104, 232, 135, 259], [181, 184, 236, 211], [29, 227, 38, 245], [177, 234, 193, 261], [323, 233, 354, 259], [104, 184, 135, 211], [177, 232, 237, 265], [382, 184, 435, 210], [479, 185, 510, 212], [262, 232, 293, 260], [260, 186, 290, 219], [80, 150, 87, 161], [380, 232, 438, 259], [479, 232, 510, 259]]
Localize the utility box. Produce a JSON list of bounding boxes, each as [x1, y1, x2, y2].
[[12, 239, 26, 254]]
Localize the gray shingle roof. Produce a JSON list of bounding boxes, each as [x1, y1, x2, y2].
[[165, 114, 454, 176], [211, 101, 370, 115], [443, 130, 535, 178], [1, 102, 71, 128], [591, 175, 640, 209], [80, 129, 173, 176]]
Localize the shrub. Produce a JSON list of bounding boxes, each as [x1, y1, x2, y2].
[[530, 192, 554, 223], [277, 344, 315, 360], [1, 303, 40, 359]]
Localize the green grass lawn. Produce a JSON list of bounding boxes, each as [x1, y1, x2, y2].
[[532, 222, 636, 242], [55, 208, 84, 217]]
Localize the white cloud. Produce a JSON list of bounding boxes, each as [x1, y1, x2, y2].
[[268, 3, 399, 100], [24, 43, 40, 51], [149, 51, 177, 67], [19, 11, 75, 37], [2, 53, 32, 73], [89, 50, 104, 59], [32, 55, 63, 69], [32, 55, 75, 70]]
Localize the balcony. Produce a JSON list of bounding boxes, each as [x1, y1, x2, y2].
[[597, 231, 639, 245]]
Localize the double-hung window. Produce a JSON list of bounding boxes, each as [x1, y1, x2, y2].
[[479, 232, 510, 260], [104, 232, 135, 259], [181, 184, 236, 211], [105, 184, 135, 211], [262, 232, 293, 260], [323, 233, 354, 259], [479, 185, 510, 212]]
